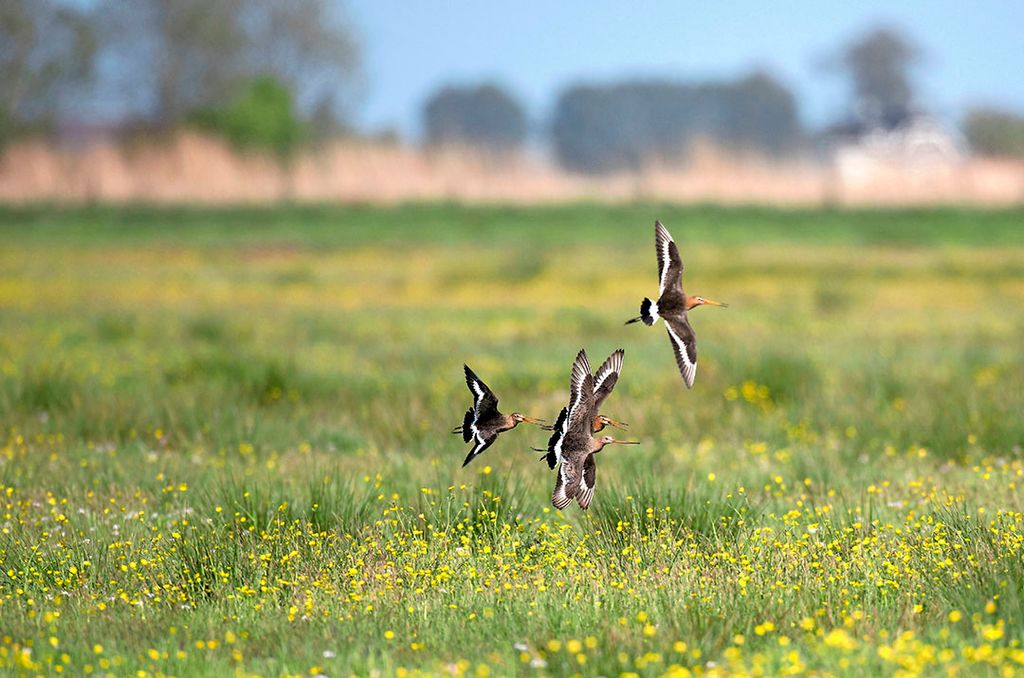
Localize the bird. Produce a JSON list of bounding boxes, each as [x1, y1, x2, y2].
[[541, 350, 639, 510], [452, 365, 545, 467], [538, 348, 628, 470], [626, 220, 727, 389]]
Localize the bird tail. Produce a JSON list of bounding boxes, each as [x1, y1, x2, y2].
[[626, 298, 658, 325], [457, 409, 473, 443], [640, 297, 658, 325], [532, 447, 557, 469]]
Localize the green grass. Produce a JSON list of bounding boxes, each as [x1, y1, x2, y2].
[[1, 203, 1023, 676]]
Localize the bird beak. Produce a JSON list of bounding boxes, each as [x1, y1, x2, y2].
[[611, 439, 640, 445], [605, 418, 629, 430], [520, 416, 545, 426], [702, 298, 728, 308]]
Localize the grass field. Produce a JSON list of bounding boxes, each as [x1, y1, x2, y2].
[[1, 203, 1024, 677]]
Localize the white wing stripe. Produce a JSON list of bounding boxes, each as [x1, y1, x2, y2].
[[470, 379, 485, 408], [552, 412, 568, 464], [553, 464, 571, 509], [578, 464, 594, 508], [666, 323, 697, 386], [594, 351, 623, 392], [567, 354, 591, 424], [658, 235, 672, 294]]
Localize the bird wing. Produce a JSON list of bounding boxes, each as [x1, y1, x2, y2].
[[546, 351, 596, 474], [462, 430, 497, 467], [541, 406, 568, 469], [463, 364, 500, 430], [577, 453, 597, 510], [593, 348, 624, 410], [566, 349, 596, 435], [665, 313, 698, 389], [655, 220, 685, 300], [552, 455, 582, 510]]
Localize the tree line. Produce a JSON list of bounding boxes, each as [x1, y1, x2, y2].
[[423, 27, 1024, 170], [3, 6, 1024, 167], [1, 0, 358, 155], [423, 73, 802, 172]]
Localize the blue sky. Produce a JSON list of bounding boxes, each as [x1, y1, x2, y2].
[[345, 1, 1024, 139]]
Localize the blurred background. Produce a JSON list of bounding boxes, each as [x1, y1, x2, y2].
[[2, 0, 1023, 205], [2, 6, 1024, 673]]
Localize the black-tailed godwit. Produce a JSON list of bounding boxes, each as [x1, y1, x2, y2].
[[539, 348, 627, 469], [626, 220, 727, 389], [453, 365, 545, 467], [542, 350, 639, 510]]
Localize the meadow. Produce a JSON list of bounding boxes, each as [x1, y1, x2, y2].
[[1, 203, 1023, 677]]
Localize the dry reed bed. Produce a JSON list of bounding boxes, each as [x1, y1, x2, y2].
[[1, 132, 1022, 205]]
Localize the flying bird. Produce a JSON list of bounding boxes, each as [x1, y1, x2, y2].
[[542, 350, 639, 510], [539, 348, 628, 470], [626, 220, 727, 389], [453, 365, 545, 467]]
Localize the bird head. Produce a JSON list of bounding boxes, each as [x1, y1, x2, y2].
[[511, 413, 545, 426], [686, 295, 729, 311], [595, 414, 629, 431], [596, 435, 640, 449]]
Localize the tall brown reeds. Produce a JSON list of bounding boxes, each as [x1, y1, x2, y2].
[[0, 132, 1021, 205]]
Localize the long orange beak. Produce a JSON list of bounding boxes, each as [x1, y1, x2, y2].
[[520, 416, 546, 426], [604, 418, 629, 430], [610, 439, 640, 445], [702, 298, 728, 308]]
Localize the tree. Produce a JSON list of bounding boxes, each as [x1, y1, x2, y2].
[[721, 72, 802, 154], [550, 73, 802, 173], [0, 0, 96, 135], [422, 84, 527, 151], [97, 0, 360, 129], [190, 76, 303, 157], [836, 26, 920, 126], [964, 108, 1024, 158]]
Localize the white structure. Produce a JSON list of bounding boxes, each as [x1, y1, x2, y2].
[[832, 114, 965, 181]]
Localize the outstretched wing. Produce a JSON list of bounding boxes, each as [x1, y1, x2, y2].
[[566, 349, 596, 435], [462, 431, 497, 467], [577, 454, 597, 510], [464, 364, 500, 422], [552, 456, 582, 510], [546, 350, 596, 474], [665, 314, 698, 389], [593, 349, 624, 411], [541, 407, 568, 470], [655, 220, 685, 300]]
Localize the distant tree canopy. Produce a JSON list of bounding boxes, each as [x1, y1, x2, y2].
[[551, 72, 801, 173], [0, 0, 96, 137], [836, 26, 920, 126], [97, 0, 360, 139], [964, 108, 1024, 158], [422, 84, 527, 151], [189, 77, 302, 157]]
